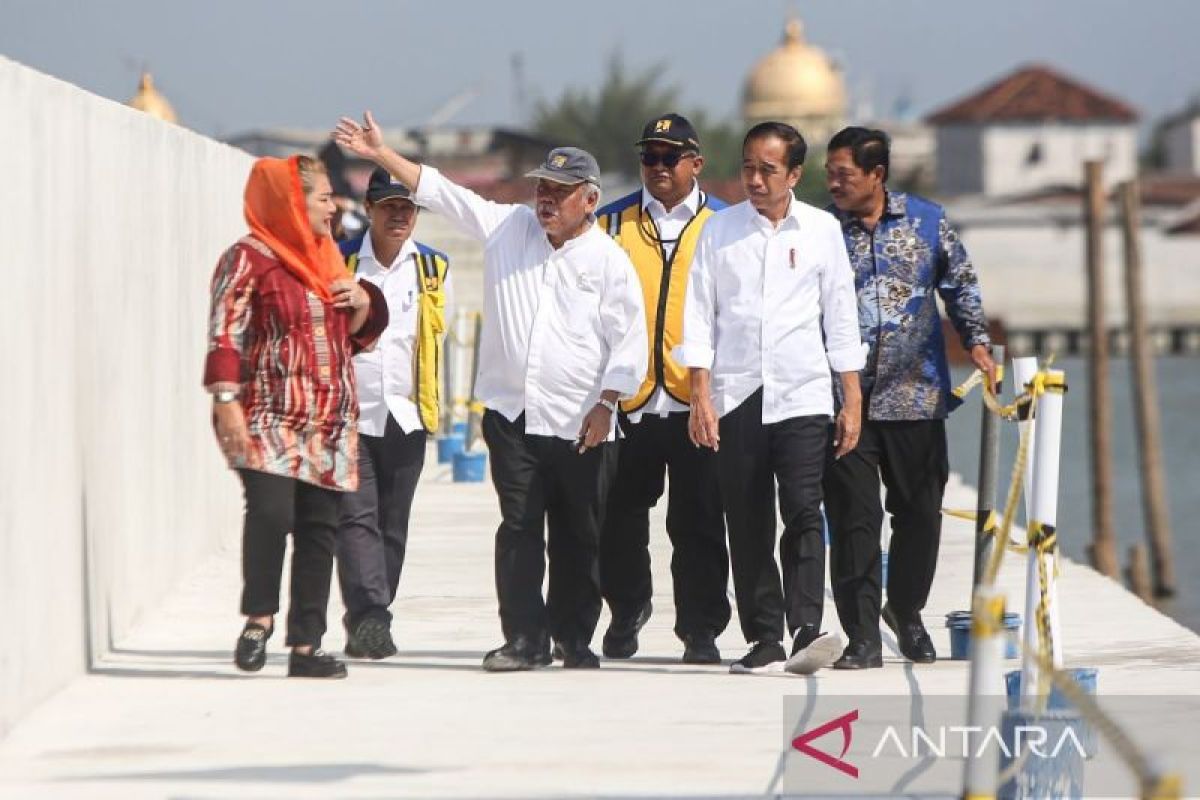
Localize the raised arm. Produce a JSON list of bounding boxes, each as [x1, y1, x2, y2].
[[333, 111, 519, 242]]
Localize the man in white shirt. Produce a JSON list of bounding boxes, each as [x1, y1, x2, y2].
[[334, 112, 648, 672], [335, 168, 450, 661], [594, 114, 731, 665], [678, 121, 866, 674]]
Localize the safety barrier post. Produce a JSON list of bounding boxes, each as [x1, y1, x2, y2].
[[973, 344, 1006, 588], [1021, 369, 1067, 706], [962, 584, 1008, 800]]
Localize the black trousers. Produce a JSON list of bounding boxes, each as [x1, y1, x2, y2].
[[718, 389, 829, 644], [238, 469, 341, 648], [482, 410, 617, 647], [599, 411, 730, 640], [335, 414, 427, 629], [824, 419, 949, 644]]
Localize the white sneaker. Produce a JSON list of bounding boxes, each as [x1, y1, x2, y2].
[[784, 632, 844, 675]]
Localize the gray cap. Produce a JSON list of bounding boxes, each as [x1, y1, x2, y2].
[[524, 146, 601, 187]]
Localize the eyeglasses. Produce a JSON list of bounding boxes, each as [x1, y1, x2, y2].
[[639, 151, 696, 169]]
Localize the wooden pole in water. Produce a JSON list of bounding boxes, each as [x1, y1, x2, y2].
[[1084, 161, 1119, 578], [1118, 180, 1177, 597], [1126, 543, 1153, 603]]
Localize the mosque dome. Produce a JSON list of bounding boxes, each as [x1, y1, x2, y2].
[[742, 17, 846, 141], [127, 71, 178, 124]]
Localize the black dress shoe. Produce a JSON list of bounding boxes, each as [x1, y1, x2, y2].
[[833, 639, 884, 670], [345, 617, 398, 660], [288, 649, 348, 679], [681, 633, 721, 665], [482, 636, 552, 672], [730, 640, 787, 673], [559, 640, 600, 669], [234, 621, 273, 672], [882, 604, 937, 664], [602, 600, 652, 659]]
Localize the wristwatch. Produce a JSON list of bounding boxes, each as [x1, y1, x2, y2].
[[213, 390, 239, 404], [596, 398, 617, 414]]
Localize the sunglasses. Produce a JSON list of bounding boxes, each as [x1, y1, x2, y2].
[[639, 150, 696, 169]]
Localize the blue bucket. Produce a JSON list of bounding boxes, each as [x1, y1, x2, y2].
[[452, 450, 487, 482], [452, 421, 468, 437], [437, 434, 465, 464], [1004, 667, 1098, 758], [946, 610, 1021, 660], [997, 708, 1086, 800]]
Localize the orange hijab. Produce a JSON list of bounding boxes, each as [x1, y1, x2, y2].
[[243, 156, 344, 303]]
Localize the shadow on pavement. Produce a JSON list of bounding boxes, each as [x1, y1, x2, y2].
[[60, 762, 429, 784]]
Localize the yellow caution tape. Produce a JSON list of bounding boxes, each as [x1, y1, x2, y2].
[[1147, 774, 1183, 800], [971, 594, 1006, 638]]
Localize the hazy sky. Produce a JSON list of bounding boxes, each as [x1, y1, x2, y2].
[[2, 0, 1196, 139]]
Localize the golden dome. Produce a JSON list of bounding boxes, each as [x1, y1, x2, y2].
[[742, 16, 846, 136], [128, 72, 178, 124]]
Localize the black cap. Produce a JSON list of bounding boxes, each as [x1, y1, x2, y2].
[[524, 146, 601, 187], [365, 167, 416, 204], [636, 113, 700, 151]]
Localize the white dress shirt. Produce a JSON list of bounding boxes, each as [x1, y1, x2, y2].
[[676, 197, 866, 424], [413, 166, 648, 441], [626, 183, 699, 424], [352, 233, 453, 436]]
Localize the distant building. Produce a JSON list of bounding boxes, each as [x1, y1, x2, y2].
[[126, 71, 177, 124], [943, 175, 1200, 355], [742, 15, 846, 147], [926, 64, 1138, 197], [1161, 102, 1200, 175]]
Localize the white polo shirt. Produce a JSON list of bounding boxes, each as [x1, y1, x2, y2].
[[351, 233, 453, 437], [413, 166, 648, 441], [676, 197, 865, 423]]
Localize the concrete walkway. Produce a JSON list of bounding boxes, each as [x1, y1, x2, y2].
[[2, 449, 1199, 799]]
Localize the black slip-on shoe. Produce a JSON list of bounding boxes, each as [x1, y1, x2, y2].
[[234, 621, 273, 672], [832, 639, 884, 670], [882, 604, 937, 664]]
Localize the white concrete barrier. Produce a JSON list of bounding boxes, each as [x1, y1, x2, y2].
[[0, 56, 253, 737]]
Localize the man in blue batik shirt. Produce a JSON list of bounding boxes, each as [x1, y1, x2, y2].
[[822, 127, 996, 670]]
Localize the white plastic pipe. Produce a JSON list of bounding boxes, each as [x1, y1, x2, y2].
[[1021, 368, 1067, 707], [962, 585, 1008, 799]]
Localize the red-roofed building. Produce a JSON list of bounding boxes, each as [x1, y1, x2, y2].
[[925, 64, 1139, 197]]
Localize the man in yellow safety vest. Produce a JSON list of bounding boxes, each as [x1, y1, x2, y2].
[[335, 166, 450, 660], [595, 114, 731, 664]]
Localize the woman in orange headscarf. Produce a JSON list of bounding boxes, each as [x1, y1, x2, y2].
[[204, 155, 388, 679]]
